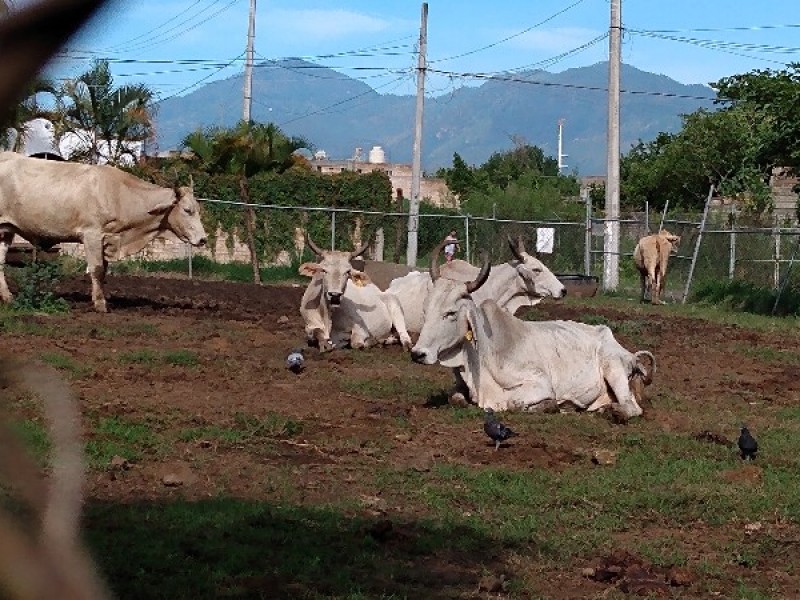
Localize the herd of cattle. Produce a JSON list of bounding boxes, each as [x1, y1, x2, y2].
[[0, 152, 686, 420]]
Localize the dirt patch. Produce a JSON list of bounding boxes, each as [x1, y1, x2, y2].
[[5, 274, 800, 598]]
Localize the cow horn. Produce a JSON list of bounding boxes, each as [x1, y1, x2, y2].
[[188, 174, 194, 189], [516, 235, 528, 255], [429, 240, 447, 282], [350, 237, 371, 259], [466, 252, 491, 293], [306, 234, 326, 257], [507, 235, 524, 261]]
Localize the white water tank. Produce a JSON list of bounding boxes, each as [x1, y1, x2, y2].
[[368, 145, 385, 164]]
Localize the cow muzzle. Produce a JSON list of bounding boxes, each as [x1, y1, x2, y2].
[[558, 287, 567, 299], [411, 348, 430, 364], [327, 292, 343, 306]]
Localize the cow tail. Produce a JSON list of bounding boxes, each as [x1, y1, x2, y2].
[[633, 350, 656, 385]]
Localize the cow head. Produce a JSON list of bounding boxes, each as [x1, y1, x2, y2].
[[411, 243, 490, 365], [150, 180, 208, 247], [298, 235, 371, 306], [659, 229, 681, 253], [506, 236, 566, 302]]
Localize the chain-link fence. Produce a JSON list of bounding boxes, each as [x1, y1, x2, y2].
[[120, 197, 800, 304]]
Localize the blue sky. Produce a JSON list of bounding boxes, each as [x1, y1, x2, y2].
[[30, 0, 800, 101]]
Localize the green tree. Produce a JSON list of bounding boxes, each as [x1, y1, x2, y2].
[[621, 65, 800, 216], [61, 59, 155, 165], [1, 78, 58, 151], [182, 121, 310, 283]]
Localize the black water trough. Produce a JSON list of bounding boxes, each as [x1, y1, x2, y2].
[[556, 274, 599, 298]]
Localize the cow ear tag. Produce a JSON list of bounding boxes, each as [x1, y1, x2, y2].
[[465, 328, 474, 342], [353, 278, 366, 288]]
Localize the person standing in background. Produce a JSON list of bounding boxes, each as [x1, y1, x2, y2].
[[444, 230, 460, 262]]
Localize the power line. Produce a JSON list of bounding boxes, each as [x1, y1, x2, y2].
[[97, 0, 204, 52], [278, 75, 411, 126], [427, 68, 722, 102], [429, 0, 588, 64], [631, 23, 800, 34], [157, 52, 245, 103], [110, 0, 242, 55]]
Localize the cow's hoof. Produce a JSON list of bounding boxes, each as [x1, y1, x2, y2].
[[401, 339, 413, 352], [93, 303, 108, 313], [320, 341, 335, 353]]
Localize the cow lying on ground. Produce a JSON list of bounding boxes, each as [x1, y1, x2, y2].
[[299, 236, 412, 352], [385, 236, 567, 337], [410, 245, 655, 419], [0, 152, 208, 312], [633, 229, 681, 305]]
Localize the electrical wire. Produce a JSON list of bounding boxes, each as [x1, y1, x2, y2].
[[157, 52, 244, 102], [427, 68, 721, 102], [96, 0, 204, 52], [429, 0, 588, 64], [278, 75, 411, 126]]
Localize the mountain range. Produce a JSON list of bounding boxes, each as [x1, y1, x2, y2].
[[154, 58, 717, 176]]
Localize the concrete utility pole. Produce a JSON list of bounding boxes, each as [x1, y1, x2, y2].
[[603, 0, 621, 291], [406, 2, 428, 267], [557, 118, 568, 173], [242, 0, 256, 122]]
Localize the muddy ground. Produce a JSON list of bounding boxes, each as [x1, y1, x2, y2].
[[5, 273, 800, 599]]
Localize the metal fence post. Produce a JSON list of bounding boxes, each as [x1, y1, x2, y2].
[[729, 212, 736, 281], [658, 199, 669, 232], [188, 243, 193, 279], [774, 218, 781, 289], [682, 185, 714, 304], [584, 192, 592, 276], [644, 200, 649, 234], [330, 210, 336, 250], [464, 215, 471, 263]]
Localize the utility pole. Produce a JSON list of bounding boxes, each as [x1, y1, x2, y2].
[[603, 0, 621, 291], [242, 0, 256, 122], [406, 2, 428, 267], [557, 118, 568, 173]]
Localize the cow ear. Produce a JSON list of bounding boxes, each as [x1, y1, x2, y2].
[[148, 200, 175, 215], [350, 270, 371, 287], [299, 262, 321, 277]]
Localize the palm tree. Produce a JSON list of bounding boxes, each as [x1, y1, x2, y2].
[[182, 121, 310, 282], [1, 78, 58, 151], [60, 59, 154, 165]]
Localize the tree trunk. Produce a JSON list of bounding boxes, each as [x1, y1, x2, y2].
[[239, 177, 261, 284]]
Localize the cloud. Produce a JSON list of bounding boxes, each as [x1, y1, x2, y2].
[[270, 8, 392, 40]]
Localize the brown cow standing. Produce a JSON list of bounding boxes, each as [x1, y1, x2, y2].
[[633, 230, 681, 305]]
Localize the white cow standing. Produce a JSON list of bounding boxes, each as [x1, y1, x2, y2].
[[386, 236, 567, 337], [0, 152, 208, 312], [410, 245, 655, 419], [299, 236, 412, 352]]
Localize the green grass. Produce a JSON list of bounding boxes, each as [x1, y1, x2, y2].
[[83, 499, 493, 600], [40, 351, 94, 379], [117, 348, 200, 368], [85, 416, 165, 467], [112, 256, 306, 284], [8, 419, 51, 464]]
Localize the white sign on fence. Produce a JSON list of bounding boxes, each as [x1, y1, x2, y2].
[[536, 227, 555, 253]]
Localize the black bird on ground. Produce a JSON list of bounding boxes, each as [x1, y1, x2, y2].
[[483, 408, 517, 451], [738, 424, 758, 460]]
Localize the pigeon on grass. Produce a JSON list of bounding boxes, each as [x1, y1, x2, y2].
[[483, 408, 517, 451], [738, 424, 758, 461], [286, 348, 305, 374]]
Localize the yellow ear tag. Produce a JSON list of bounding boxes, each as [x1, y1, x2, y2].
[[465, 329, 474, 342], [352, 277, 365, 288]]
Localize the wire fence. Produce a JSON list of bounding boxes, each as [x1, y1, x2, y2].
[[121, 196, 800, 305]]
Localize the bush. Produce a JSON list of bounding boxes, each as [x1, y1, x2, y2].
[[11, 260, 69, 312], [692, 279, 800, 316]]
